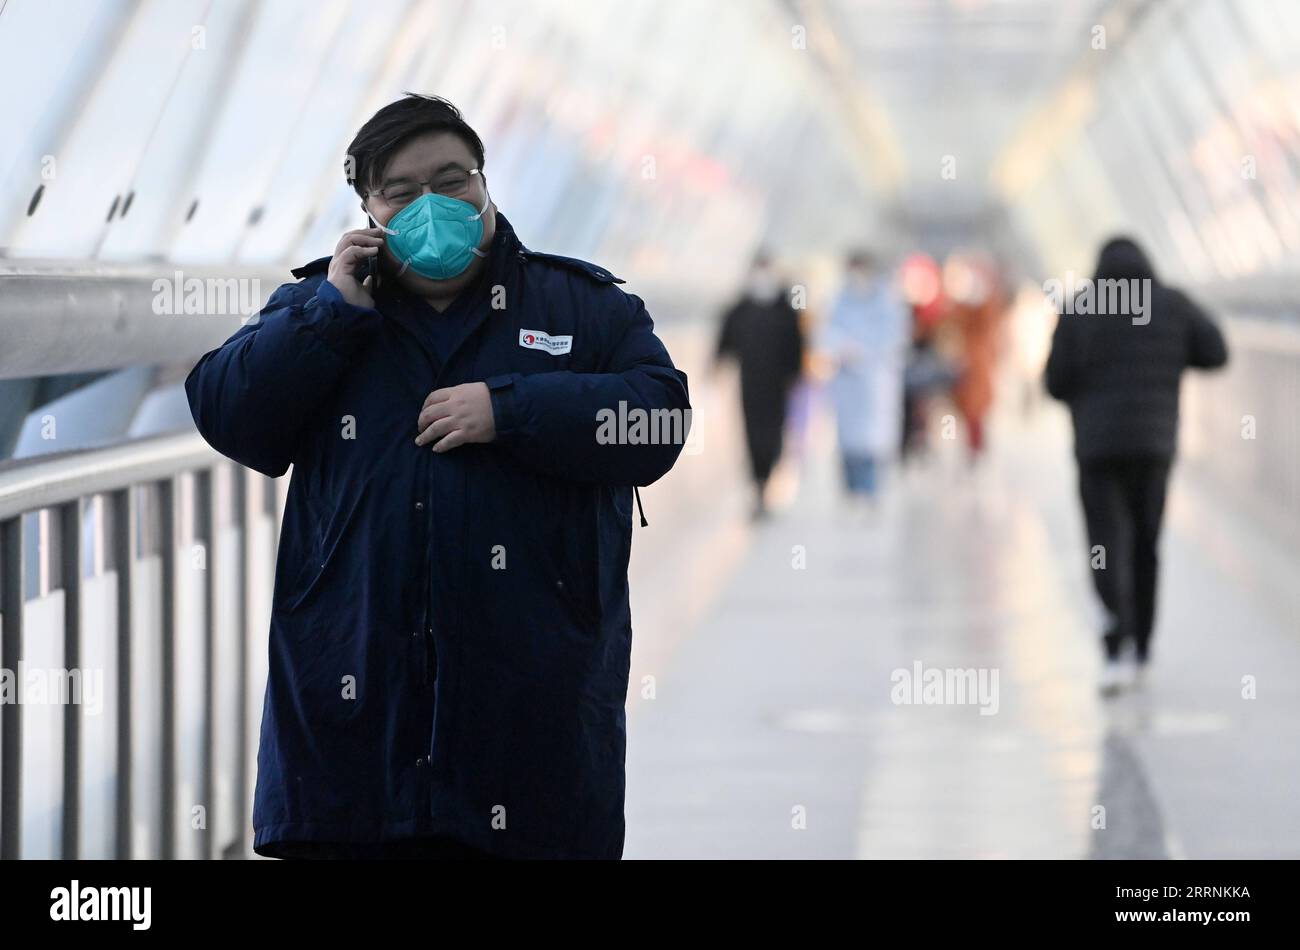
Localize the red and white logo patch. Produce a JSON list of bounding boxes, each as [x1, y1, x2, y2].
[[518, 329, 572, 355]]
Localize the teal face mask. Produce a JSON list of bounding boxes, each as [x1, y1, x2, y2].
[[379, 186, 491, 280]]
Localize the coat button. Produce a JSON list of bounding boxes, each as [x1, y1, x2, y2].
[[414, 501, 424, 510], [555, 579, 564, 591], [415, 756, 426, 768]]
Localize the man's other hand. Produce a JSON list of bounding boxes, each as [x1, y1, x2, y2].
[[416, 382, 497, 452]]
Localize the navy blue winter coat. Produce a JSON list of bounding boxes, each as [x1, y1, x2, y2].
[[185, 212, 689, 859]]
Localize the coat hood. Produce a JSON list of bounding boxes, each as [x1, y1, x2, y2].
[[1094, 237, 1156, 283]]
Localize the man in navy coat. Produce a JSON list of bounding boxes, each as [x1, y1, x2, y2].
[[186, 95, 690, 859]]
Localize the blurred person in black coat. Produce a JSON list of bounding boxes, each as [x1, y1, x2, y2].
[[715, 251, 806, 519], [1046, 237, 1228, 695]]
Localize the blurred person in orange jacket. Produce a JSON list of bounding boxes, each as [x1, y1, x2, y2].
[[946, 254, 1006, 462]]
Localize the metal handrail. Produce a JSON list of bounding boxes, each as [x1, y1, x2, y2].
[[0, 429, 280, 860], [0, 260, 286, 380], [0, 431, 218, 521]]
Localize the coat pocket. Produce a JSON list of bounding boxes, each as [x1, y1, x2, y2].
[[546, 499, 603, 636], [551, 567, 600, 633]]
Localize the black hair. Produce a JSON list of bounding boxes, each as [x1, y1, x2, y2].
[[345, 94, 486, 199]]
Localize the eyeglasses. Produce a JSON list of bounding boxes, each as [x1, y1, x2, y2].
[[368, 167, 480, 209]]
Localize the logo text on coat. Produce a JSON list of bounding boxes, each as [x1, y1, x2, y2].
[[519, 329, 573, 354]]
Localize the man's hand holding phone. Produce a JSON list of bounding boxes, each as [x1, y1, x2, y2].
[[326, 227, 384, 309]]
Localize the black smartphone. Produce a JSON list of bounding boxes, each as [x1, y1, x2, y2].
[[363, 215, 382, 289]]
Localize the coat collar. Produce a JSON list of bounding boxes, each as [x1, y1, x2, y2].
[[376, 211, 525, 380], [286, 212, 527, 379]]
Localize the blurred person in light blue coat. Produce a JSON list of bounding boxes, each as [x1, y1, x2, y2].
[[819, 250, 909, 501]]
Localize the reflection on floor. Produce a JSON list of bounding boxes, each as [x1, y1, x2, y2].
[[623, 395, 1300, 859]]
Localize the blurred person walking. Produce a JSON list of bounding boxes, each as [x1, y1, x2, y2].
[[714, 252, 806, 519], [948, 257, 1006, 463], [901, 308, 958, 463], [1046, 237, 1228, 695], [820, 250, 909, 505]]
